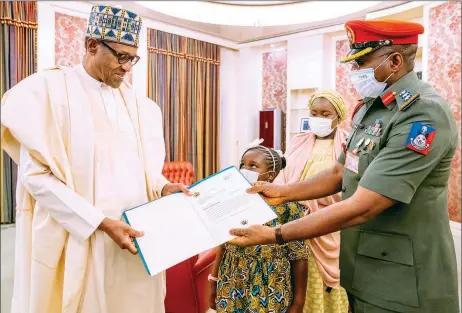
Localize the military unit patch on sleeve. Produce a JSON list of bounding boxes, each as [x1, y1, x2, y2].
[[405, 122, 436, 155]]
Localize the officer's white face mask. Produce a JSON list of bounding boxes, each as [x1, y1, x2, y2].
[[349, 53, 394, 99], [309, 116, 338, 138]]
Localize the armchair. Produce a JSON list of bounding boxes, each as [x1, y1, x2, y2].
[[162, 161, 195, 186]]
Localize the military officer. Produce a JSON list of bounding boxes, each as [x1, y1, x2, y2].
[[228, 20, 459, 313]]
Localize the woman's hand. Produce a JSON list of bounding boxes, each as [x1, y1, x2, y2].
[[246, 181, 289, 206], [208, 281, 217, 310]]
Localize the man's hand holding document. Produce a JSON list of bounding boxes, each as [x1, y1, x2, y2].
[[123, 166, 276, 276]]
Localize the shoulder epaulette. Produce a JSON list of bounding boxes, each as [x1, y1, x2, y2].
[[397, 87, 420, 111]]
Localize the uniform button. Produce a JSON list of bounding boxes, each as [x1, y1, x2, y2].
[[358, 123, 365, 129], [381, 251, 387, 257], [342, 186, 346, 192]]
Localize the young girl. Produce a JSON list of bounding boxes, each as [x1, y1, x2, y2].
[[209, 144, 309, 313]]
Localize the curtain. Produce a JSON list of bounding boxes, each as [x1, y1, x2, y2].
[[0, 1, 37, 223], [147, 29, 220, 181]]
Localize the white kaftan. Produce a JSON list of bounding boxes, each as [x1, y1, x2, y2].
[[1, 65, 169, 313]]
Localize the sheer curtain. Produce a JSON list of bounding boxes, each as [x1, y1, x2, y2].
[[147, 29, 220, 180]]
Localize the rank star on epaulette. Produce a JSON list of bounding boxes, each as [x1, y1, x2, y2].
[[397, 87, 420, 111], [405, 122, 436, 155]]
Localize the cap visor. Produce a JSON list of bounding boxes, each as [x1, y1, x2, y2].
[[340, 47, 373, 63]]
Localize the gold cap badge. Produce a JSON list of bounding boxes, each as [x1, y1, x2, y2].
[[346, 25, 355, 45]]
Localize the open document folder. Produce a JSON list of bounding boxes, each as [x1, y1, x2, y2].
[[123, 166, 277, 276]]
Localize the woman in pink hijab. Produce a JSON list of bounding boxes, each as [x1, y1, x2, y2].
[[274, 89, 349, 313]]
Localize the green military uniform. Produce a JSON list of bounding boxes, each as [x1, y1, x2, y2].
[[336, 19, 459, 313], [338, 71, 459, 313]]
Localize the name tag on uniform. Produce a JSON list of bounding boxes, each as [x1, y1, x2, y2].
[[345, 151, 359, 174]]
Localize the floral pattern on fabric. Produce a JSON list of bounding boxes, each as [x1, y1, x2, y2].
[[262, 50, 288, 113], [216, 202, 309, 313], [428, 1, 461, 223]]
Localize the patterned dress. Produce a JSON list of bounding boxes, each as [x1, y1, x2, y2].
[[216, 202, 309, 313]]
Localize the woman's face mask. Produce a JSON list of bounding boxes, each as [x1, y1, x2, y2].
[[308, 115, 338, 138], [349, 53, 395, 99]]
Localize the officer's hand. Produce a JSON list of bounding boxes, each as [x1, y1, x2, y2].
[[98, 218, 144, 254], [228, 225, 276, 247], [246, 181, 288, 206]]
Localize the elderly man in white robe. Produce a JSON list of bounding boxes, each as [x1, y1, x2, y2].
[[1, 6, 190, 313]]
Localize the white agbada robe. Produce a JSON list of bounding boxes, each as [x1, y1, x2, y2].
[[1, 65, 168, 313]]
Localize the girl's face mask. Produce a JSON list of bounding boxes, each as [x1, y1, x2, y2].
[[239, 168, 273, 183]]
